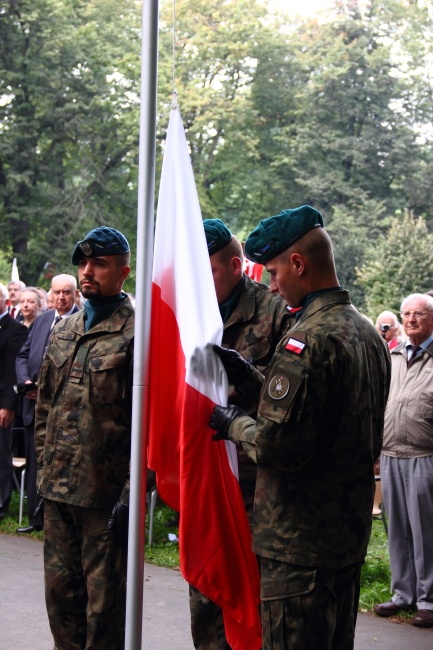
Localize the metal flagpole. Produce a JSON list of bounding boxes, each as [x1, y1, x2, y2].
[[125, 0, 159, 648]]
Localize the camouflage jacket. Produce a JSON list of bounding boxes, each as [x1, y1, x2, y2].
[[223, 275, 292, 383], [35, 298, 134, 509], [229, 289, 391, 569], [223, 274, 293, 519]]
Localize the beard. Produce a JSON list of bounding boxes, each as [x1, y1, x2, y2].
[[80, 283, 100, 298]]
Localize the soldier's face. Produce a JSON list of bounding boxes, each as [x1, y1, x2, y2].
[[266, 253, 299, 306], [210, 253, 242, 305], [78, 256, 130, 298]]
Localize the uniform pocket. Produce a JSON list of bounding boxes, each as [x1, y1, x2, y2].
[[47, 342, 70, 370], [89, 352, 128, 404], [261, 557, 316, 600]]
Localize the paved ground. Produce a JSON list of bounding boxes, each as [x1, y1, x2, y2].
[[1, 534, 432, 649]]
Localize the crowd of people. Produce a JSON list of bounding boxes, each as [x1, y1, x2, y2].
[[0, 209, 432, 649]]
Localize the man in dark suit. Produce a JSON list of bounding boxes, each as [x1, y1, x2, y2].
[[7, 280, 26, 322], [15, 274, 80, 532], [0, 282, 28, 519]]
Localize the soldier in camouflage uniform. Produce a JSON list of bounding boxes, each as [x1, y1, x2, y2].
[[35, 227, 134, 650], [210, 206, 391, 650], [189, 219, 293, 650]]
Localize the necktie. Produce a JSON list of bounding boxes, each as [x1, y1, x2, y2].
[[51, 315, 62, 330], [407, 345, 422, 368], [44, 316, 62, 358], [10, 307, 16, 318]]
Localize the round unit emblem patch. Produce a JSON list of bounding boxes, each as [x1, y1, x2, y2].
[[268, 374, 290, 400]]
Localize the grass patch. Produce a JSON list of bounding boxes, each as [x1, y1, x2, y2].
[[145, 501, 180, 568], [359, 518, 391, 611], [3, 488, 400, 616], [0, 489, 43, 540]]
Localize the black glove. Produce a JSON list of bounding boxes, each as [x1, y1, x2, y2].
[[213, 345, 254, 386], [34, 493, 44, 522], [107, 498, 129, 550], [209, 404, 246, 440]]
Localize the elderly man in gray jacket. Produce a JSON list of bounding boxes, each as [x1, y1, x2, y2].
[[374, 292, 433, 627]]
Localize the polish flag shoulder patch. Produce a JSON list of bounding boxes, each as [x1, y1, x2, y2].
[[285, 337, 306, 355]]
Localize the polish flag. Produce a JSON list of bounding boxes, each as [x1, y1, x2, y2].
[[285, 337, 306, 355], [147, 107, 261, 650]]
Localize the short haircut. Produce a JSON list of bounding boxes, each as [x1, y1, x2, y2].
[[215, 235, 244, 266], [8, 280, 26, 291], [51, 274, 77, 290], [0, 283, 8, 301], [114, 252, 131, 268], [21, 287, 43, 308], [375, 310, 399, 328], [401, 293, 433, 313]]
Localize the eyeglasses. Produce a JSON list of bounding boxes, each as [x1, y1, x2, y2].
[[401, 310, 430, 319]]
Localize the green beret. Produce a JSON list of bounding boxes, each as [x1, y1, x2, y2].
[[244, 205, 324, 264], [72, 226, 130, 265], [203, 219, 233, 256]]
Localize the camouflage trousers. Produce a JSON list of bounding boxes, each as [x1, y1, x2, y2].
[[44, 499, 127, 650], [260, 558, 362, 650], [189, 584, 231, 650]]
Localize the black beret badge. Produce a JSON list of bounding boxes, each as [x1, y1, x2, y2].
[[79, 241, 93, 257]]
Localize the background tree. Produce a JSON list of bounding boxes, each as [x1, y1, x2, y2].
[[0, 0, 141, 286], [0, 250, 13, 285], [0, 0, 432, 307], [356, 210, 433, 317]]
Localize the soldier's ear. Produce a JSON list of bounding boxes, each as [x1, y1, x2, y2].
[[119, 266, 131, 283], [231, 256, 243, 274], [290, 253, 305, 276]]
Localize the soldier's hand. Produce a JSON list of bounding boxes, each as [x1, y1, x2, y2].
[[107, 499, 129, 534], [209, 404, 245, 440], [34, 493, 44, 521], [107, 498, 129, 550], [213, 345, 254, 386]]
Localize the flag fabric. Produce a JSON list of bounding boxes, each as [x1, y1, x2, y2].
[[243, 258, 264, 282], [147, 107, 262, 650], [11, 258, 20, 282]]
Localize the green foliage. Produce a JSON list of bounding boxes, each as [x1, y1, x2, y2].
[[0, 492, 402, 616], [145, 503, 180, 568], [356, 211, 433, 318], [359, 519, 391, 611], [0, 249, 13, 285], [0, 489, 43, 539], [0, 0, 141, 283], [1, 0, 433, 300]]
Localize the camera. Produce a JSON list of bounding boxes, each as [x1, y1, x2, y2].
[[380, 324, 391, 333], [15, 382, 38, 395]]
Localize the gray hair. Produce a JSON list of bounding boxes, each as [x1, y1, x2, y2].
[[0, 283, 8, 301], [375, 310, 400, 328], [400, 293, 433, 313], [51, 274, 77, 290], [7, 280, 26, 291]]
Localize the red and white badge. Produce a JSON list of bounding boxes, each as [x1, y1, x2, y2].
[[285, 337, 306, 355]]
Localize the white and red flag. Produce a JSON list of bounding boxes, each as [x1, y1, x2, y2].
[[147, 107, 261, 650]]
